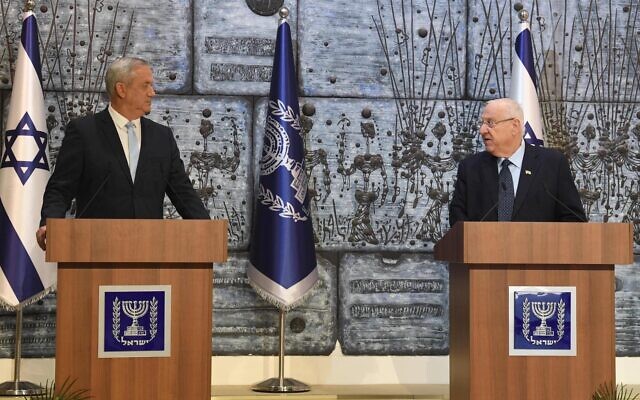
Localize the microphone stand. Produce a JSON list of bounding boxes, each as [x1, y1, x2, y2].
[[0, 308, 44, 395]]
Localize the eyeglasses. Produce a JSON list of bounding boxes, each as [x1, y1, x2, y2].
[[477, 117, 515, 128]]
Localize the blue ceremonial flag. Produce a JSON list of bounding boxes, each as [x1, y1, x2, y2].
[[510, 12, 544, 146], [248, 16, 318, 310], [0, 9, 55, 308]]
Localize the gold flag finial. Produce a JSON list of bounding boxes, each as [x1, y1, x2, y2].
[[279, 7, 289, 20], [518, 9, 529, 22], [24, 0, 36, 12]]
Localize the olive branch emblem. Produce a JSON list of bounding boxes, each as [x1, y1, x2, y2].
[[112, 297, 121, 341], [258, 184, 308, 222], [269, 99, 301, 132], [522, 298, 530, 341], [149, 297, 159, 339]]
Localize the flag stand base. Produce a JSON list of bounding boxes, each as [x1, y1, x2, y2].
[[0, 380, 44, 396], [0, 309, 45, 396], [251, 309, 311, 393], [252, 377, 310, 393]]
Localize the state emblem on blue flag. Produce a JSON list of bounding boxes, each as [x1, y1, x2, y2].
[[509, 286, 576, 356], [248, 15, 318, 310]]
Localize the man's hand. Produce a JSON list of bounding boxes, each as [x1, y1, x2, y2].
[[36, 226, 47, 251]]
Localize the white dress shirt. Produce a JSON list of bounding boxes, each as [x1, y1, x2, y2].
[[496, 139, 525, 194], [108, 104, 141, 165]]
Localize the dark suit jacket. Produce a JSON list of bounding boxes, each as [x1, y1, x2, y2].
[[449, 144, 586, 226], [41, 109, 209, 224]]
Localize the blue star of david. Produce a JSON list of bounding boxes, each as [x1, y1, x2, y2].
[[524, 121, 544, 146], [1, 112, 49, 185]]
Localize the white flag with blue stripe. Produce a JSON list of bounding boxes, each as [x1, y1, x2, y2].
[[510, 13, 544, 146], [0, 10, 55, 308]]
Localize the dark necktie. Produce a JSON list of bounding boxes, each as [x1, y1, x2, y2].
[[498, 159, 514, 221]]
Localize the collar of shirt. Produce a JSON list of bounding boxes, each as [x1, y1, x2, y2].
[[108, 104, 141, 164], [108, 104, 141, 132], [499, 139, 525, 169]]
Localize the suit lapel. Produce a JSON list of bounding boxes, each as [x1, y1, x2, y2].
[[97, 109, 133, 185], [135, 117, 152, 182], [513, 144, 541, 217], [480, 152, 499, 217]]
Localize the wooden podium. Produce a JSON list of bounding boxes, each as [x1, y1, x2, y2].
[[434, 222, 633, 400], [46, 218, 227, 400]]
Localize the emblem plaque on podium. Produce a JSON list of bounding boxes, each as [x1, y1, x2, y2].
[[509, 286, 576, 356], [98, 285, 172, 358]]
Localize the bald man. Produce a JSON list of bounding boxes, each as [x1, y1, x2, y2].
[[449, 98, 586, 226]]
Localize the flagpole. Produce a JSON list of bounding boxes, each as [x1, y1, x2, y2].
[[0, 0, 49, 394], [0, 308, 44, 395], [509, 8, 544, 146], [278, 310, 285, 387], [249, 5, 316, 394], [252, 309, 310, 392], [14, 309, 22, 385]]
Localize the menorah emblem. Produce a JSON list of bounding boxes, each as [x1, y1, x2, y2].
[[531, 301, 557, 337], [123, 300, 150, 337]]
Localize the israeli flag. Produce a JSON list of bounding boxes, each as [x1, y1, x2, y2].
[[249, 17, 318, 310], [0, 10, 55, 308], [510, 14, 544, 146]]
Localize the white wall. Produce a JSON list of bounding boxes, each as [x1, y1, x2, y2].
[[1, 346, 638, 387], [211, 344, 449, 385]]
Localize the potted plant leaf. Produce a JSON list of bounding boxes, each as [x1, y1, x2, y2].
[[23, 378, 90, 400], [592, 382, 639, 400]]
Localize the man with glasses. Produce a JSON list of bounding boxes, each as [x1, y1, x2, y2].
[[449, 98, 586, 226]]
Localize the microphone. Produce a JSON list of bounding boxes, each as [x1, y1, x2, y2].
[[479, 201, 499, 222], [76, 168, 112, 218], [543, 182, 588, 222], [478, 182, 507, 221]]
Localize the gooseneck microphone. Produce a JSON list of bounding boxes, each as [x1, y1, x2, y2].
[[479, 201, 499, 222], [543, 182, 588, 222], [479, 182, 507, 221], [76, 169, 112, 218]]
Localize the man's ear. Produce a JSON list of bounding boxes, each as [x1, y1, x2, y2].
[[512, 117, 522, 127], [511, 118, 522, 134], [114, 82, 126, 99]]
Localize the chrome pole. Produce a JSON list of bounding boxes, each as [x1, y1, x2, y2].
[[251, 309, 310, 393], [278, 310, 285, 387], [0, 309, 44, 396], [14, 308, 22, 386]]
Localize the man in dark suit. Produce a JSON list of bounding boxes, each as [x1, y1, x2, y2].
[[36, 57, 208, 250], [449, 98, 586, 226]]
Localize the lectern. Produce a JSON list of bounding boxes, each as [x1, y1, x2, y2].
[[435, 222, 632, 400], [47, 218, 227, 400]]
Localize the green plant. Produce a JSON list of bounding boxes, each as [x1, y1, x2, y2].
[[592, 382, 639, 400], [23, 378, 91, 400]]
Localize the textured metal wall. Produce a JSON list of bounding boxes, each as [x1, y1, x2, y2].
[[0, 0, 637, 357]]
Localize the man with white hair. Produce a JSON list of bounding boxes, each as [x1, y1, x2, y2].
[[36, 57, 209, 250], [449, 98, 586, 226]]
